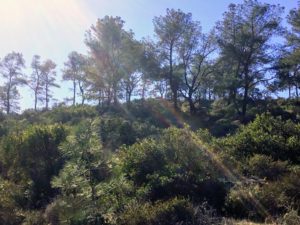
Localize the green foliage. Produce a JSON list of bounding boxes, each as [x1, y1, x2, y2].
[[119, 127, 227, 209], [43, 105, 98, 124], [128, 99, 184, 128], [226, 168, 300, 220], [0, 102, 298, 224], [62, 51, 88, 106], [95, 175, 138, 221], [210, 99, 237, 119], [85, 15, 144, 106], [50, 119, 111, 225], [21, 211, 46, 225], [2, 1, 300, 223], [215, 0, 283, 116], [53, 119, 110, 193], [0, 52, 26, 114], [117, 198, 221, 225], [273, 2, 300, 99], [117, 198, 191, 225], [0, 124, 67, 209], [0, 178, 24, 225], [221, 114, 300, 163], [99, 115, 160, 150], [246, 154, 288, 180], [44, 198, 108, 225]]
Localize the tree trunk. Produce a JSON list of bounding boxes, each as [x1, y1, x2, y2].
[[208, 88, 211, 101], [242, 83, 249, 117], [189, 98, 196, 114], [127, 90, 132, 105], [107, 89, 112, 106], [6, 75, 12, 114], [34, 90, 38, 111], [73, 80, 76, 106], [141, 79, 146, 103], [169, 42, 178, 109], [113, 84, 118, 105], [79, 83, 85, 105], [203, 89, 207, 100], [45, 83, 49, 110], [6, 88, 10, 114], [173, 88, 178, 109]]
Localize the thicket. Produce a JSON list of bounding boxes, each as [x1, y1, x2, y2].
[[1, 0, 300, 223], [0, 98, 299, 225]]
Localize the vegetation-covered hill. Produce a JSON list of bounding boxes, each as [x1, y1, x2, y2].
[[0, 98, 300, 225], [1, 0, 300, 224]]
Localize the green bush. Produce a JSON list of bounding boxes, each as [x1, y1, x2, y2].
[[225, 184, 271, 220], [99, 116, 160, 150], [226, 169, 300, 220], [247, 154, 288, 180], [0, 178, 24, 225], [44, 105, 98, 124], [117, 198, 221, 225], [21, 211, 46, 225], [119, 127, 227, 209], [0, 124, 67, 209], [44, 198, 108, 225], [118, 198, 192, 225], [221, 114, 300, 164]]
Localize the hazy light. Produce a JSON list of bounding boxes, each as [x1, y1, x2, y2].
[[0, 0, 96, 56], [0, 0, 99, 110]]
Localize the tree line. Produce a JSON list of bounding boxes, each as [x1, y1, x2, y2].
[[1, 0, 300, 117]]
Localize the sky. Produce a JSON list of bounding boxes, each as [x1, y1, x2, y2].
[[0, 0, 297, 111]]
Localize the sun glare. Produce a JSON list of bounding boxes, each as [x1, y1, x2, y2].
[[0, 0, 94, 54]]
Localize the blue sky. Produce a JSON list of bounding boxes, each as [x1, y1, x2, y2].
[[0, 0, 297, 110]]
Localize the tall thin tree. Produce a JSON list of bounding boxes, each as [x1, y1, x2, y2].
[[28, 55, 43, 111], [41, 60, 59, 110], [0, 52, 25, 114]]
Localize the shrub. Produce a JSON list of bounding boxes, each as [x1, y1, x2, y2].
[[0, 124, 67, 208], [44, 105, 98, 124], [21, 211, 46, 225], [247, 154, 288, 181], [221, 114, 300, 164], [0, 178, 24, 225], [226, 169, 300, 221], [117, 198, 221, 225], [99, 116, 160, 150], [44, 198, 108, 225], [119, 127, 227, 209], [280, 209, 300, 225], [117, 198, 191, 225]]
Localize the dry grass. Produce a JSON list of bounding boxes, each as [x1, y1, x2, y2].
[[233, 222, 273, 225], [222, 219, 276, 225]]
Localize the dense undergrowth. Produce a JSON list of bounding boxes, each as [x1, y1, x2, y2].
[[0, 99, 300, 225]]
